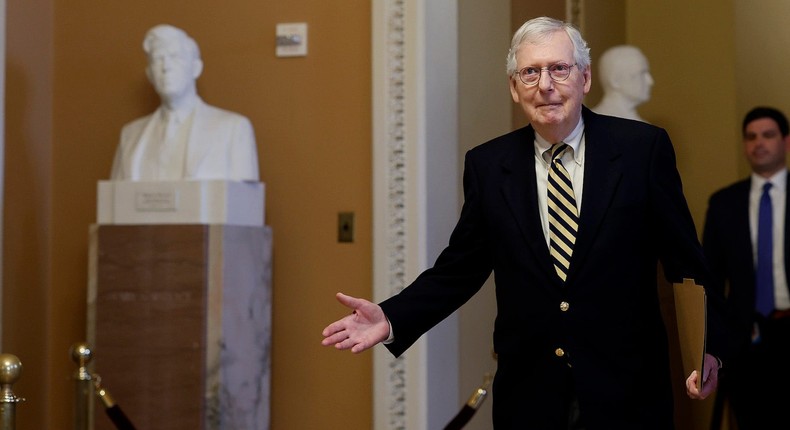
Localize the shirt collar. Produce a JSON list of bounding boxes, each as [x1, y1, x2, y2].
[[534, 117, 585, 164], [752, 169, 787, 192]]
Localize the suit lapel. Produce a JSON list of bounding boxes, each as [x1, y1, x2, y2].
[[565, 110, 623, 283], [500, 126, 560, 283], [499, 112, 631, 285], [734, 180, 754, 271]]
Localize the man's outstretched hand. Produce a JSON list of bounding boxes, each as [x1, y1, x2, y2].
[[321, 293, 391, 354]]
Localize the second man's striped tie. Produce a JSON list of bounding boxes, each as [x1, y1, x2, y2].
[[547, 143, 578, 282]]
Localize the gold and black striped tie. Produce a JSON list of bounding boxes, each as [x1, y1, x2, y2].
[[547, 143, 578, 282]]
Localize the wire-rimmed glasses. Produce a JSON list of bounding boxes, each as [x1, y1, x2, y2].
[[515, 63, 577, 86]]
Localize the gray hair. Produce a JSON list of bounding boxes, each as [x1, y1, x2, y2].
[[143, 24, 201, 61], [506, 16, 590, 76]]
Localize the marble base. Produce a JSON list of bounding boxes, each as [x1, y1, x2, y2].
[[87, 224, 272, 430]]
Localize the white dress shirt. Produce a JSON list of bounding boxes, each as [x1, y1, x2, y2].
[[534, 118, 586, 246]]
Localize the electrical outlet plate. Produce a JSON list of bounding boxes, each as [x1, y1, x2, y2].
[[276, 23, 308, 57], [338, 212, 354, 243]]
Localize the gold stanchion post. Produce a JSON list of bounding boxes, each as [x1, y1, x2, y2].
[[71, 342, 95, 430], [0, 353, 24, 430]]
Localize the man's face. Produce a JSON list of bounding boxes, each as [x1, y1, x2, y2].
[[744, 117, 790, 176], [509, 30, 591, 139], [146, 38, 198, 103]]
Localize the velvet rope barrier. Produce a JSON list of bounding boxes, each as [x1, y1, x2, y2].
[[94, 377, 137, 430], [71, 342, 137, 430], [443, 373, 493, 430]]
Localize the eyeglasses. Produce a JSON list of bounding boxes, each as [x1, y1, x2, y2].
[[515, 63, 577, 86]]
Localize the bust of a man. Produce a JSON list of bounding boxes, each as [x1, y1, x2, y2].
[[110, 24, 259, 181], [591, 45, 654, 123]]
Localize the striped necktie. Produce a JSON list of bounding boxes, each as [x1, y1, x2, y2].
[[547, 143, 579, 282]]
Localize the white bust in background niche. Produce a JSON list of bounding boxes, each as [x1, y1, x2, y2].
[[110, 24, 259, 182], [592, 45, 654, 123]]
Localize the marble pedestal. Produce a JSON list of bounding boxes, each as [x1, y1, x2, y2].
[[87, 224, 272, 430]]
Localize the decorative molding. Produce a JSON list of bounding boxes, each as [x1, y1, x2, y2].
[[382, 0, 407, 428], [373, 1, 459, 428]]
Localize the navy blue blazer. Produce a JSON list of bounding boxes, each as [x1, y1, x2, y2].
[[380, 107, 725, 429]]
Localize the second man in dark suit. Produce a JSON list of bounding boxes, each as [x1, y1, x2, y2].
[[703, 106, 790, 429]]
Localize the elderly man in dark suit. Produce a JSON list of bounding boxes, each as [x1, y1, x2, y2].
[[322, 16, 725, 429], [703, 106, 790, 430]]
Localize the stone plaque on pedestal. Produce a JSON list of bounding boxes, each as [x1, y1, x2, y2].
[[96, 180, 266, 226]]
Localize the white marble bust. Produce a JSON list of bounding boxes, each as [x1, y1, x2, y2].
[[591, 45, 654, 123], [110, 24, 259, 182]]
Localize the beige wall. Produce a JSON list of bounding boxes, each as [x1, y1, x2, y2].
[[735, 1, 790, 177], [582, 0, 626, 106], [5, 1, 372, 428], [627, 1, 738, 231], [4, 0, 54, 425]]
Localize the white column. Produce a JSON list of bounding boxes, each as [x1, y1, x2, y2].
[[371, 0, 459, 429]]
